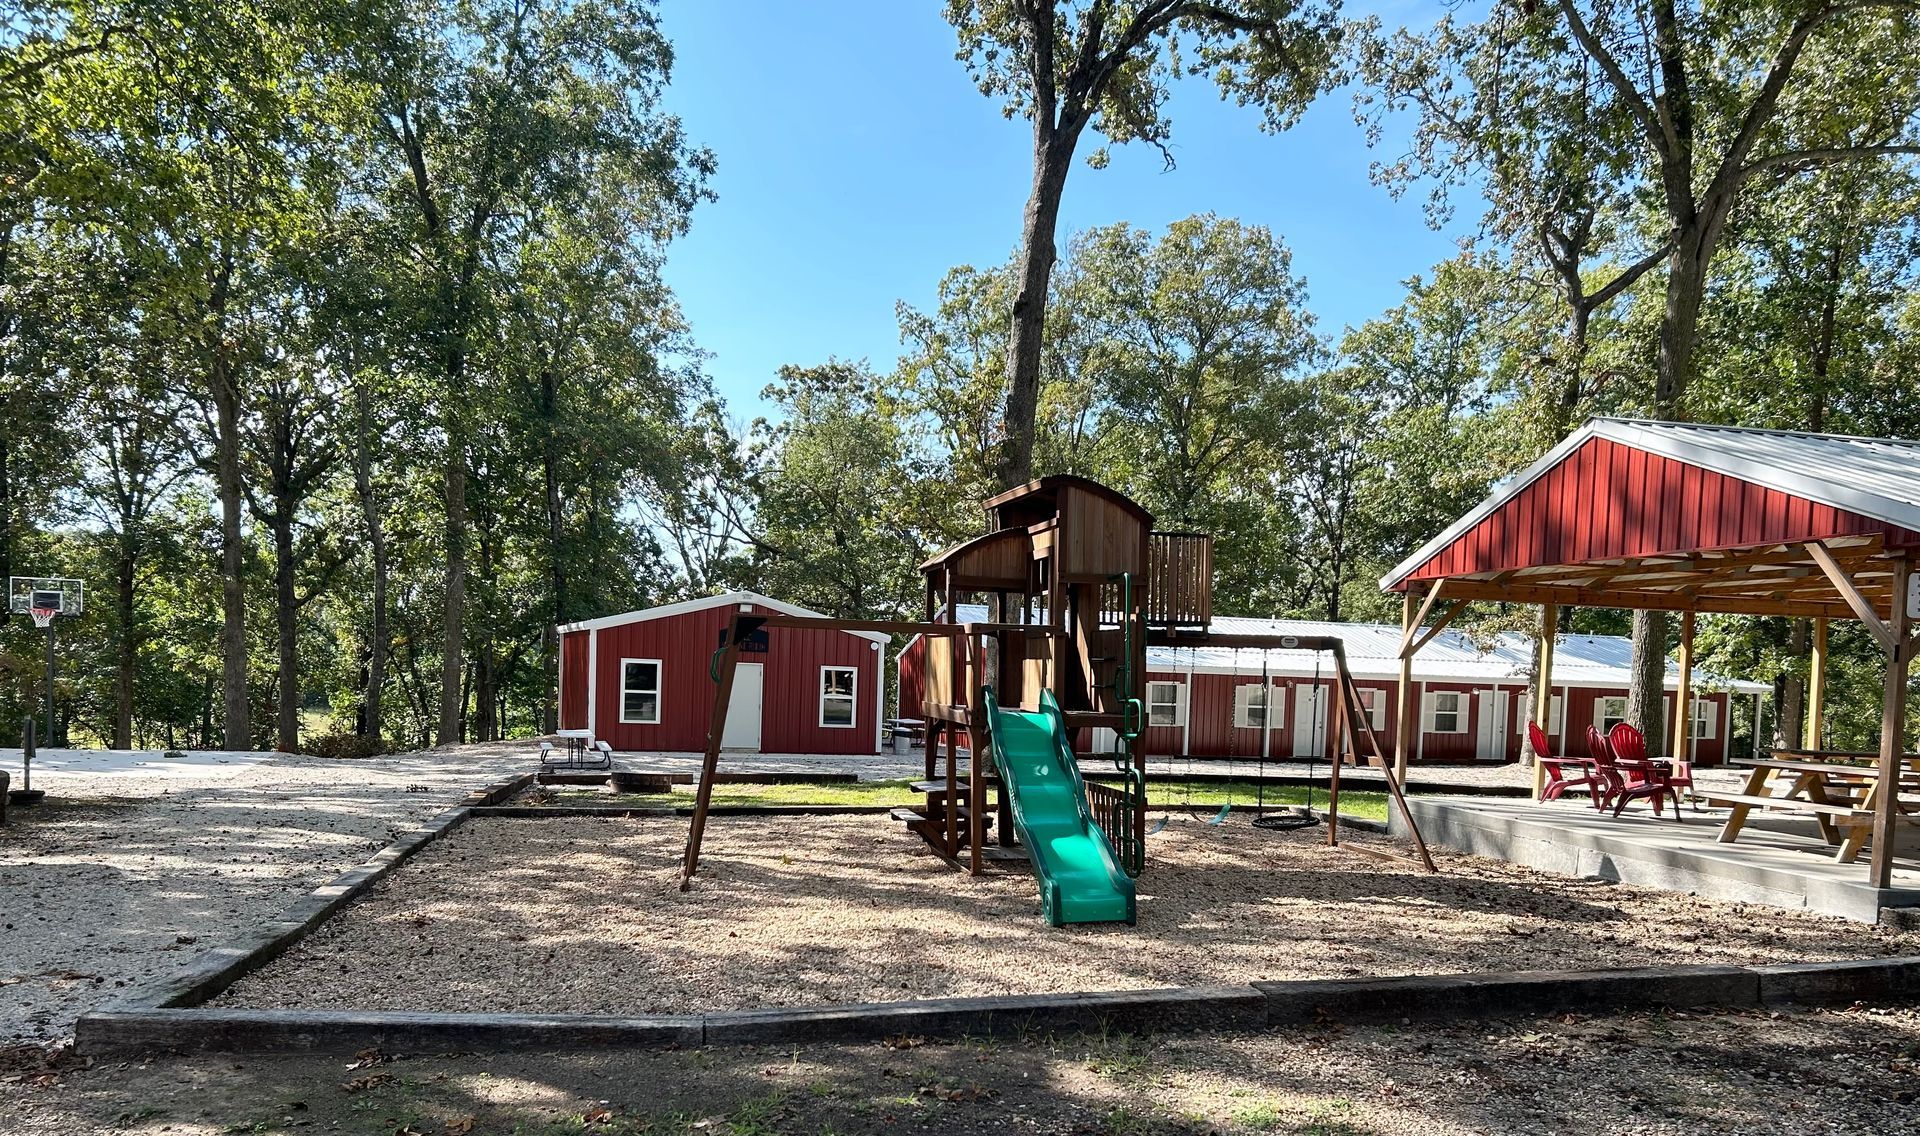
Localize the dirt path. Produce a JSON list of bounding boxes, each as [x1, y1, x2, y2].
[[0, 743, 529, 1045], [3, 1001, 1916, 1135]]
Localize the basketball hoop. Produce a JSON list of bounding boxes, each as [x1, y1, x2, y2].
[[29, 607, 55, 630]]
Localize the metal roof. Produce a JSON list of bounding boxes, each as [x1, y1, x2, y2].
[[928, 605, 1765, 692], [557, 590, 892, 645], [1381, 417, 1920, 590]]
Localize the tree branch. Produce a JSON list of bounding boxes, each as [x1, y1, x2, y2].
[[1555, 0, 1664, 160], [1739, 143, 1920, 180]]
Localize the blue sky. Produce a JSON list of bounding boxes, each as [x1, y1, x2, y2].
[[656, 1, 1469, 415]]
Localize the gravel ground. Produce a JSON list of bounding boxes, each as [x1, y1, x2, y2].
[[220, 812, 1919, 1015], [3, 1001, 1917, 1134], [0, 742, 530, 1045]]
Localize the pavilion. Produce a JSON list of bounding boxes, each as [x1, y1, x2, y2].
[[1380, 418, 1920, 889]]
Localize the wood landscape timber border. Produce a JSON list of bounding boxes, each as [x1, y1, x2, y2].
[[69, 778, 1920, 1057], [75, 959, 1920, 1057]]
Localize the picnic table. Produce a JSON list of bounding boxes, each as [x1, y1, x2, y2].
[[543, 729, 611, 771], [1709, 749, 1920, 863]]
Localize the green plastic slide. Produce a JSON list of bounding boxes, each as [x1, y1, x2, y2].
[[981, 687, 1137, 927]]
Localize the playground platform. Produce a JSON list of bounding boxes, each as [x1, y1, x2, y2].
[[1395, 795, 1920, 924]]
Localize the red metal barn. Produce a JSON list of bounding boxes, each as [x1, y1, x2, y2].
[[898, 609, 1757, 765], [558, 592, 887, 754]]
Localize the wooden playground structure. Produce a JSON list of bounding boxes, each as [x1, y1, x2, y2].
[[680, 476, 1434, 908]]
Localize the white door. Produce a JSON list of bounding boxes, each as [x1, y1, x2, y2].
[[1475, 689, 1509, 761], [1291, 684, 1327, 758], [722, 663, 763, 752]]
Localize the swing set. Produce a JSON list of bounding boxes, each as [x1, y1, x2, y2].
[[1155, 631, 1436, 872]]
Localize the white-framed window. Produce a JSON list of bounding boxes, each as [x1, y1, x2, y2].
[[1425, 690, 1467, 734], [1355, 687, 1388, 731], [1597, 696, 1628, 735], [1691, 697, 1718, 741], [1233, 683, 1274, 730], [620, 659, 662, 724], [1518, 692, 1565, 736], [819, 666, 858, 729], [1146, 681, 1186, 728]]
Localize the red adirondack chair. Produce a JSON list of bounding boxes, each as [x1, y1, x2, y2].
[[1605, 722, 1682, 819], [1585, 724, 1626, 811], [1529, 721, 1601, 808]]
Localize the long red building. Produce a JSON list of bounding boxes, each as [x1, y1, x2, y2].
[[556, 592, 887, 754], [897, 607, 1764, 765]]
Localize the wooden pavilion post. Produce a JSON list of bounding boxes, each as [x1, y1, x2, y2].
[[1805, 616, 1828, 750], [1531, 603, 1558, 801], [1396, 580, 1460, 781], [1672, 610, 1696, 760], [1870, 555, 1913, 889]]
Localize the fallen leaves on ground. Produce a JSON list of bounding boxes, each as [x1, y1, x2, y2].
[[341, 1072, 395, 1093], [919, 1082, 996, 1102]]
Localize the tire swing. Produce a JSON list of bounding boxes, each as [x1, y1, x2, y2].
[[1253, 637, 1321, 832]]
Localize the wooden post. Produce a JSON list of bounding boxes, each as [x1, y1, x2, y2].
[[680, 612, 747, 890], [1870, 556, 1913, 889], [1672, 610, 1696, 760], [1805, 616, 1828, 750], [1531, 603, 1558, 801], [1395, 591, 1416, 782]]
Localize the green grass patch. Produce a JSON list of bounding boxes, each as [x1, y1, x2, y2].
[[538, 777, 1388, 821]]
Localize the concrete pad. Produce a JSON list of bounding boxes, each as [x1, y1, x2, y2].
[[1394, 796, 1920, 923]]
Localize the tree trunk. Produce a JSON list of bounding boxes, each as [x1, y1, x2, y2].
[[1553, 303, 1592, 439], [0, 430, 12, 592], [438, 445, 467, 745], [1626, 610, 1669, 758], [541, 367, 564, 734], [114, 538, 135, 750], [996, 141, 1074, 490], [1778, 617, 1809, 748], [353, 385, 388, 742], [272, 509, 299, 751], [1655, 233, 1710, 417], [211, 354, 250, 751]]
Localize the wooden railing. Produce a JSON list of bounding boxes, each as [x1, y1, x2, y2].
[[1084, 778, 1131, 841], [1147, 531, 1212, 629]]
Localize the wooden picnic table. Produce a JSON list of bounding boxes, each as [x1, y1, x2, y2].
[[1709, 750, 1920, 863]]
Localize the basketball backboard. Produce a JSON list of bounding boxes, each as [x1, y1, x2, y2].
[[9, 577, 84, 617]]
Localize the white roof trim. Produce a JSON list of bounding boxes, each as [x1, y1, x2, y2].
[[1381, 417, 1920, 590], [557, 590, 891, 645]]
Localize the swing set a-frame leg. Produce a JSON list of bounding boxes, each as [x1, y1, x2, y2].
[[1326, 648, 1437, 874], [681, 612, 757, 891]]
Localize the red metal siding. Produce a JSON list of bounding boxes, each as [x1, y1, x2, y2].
[[897, 636, 926, 718], [586, 602, 879, 754], [1417, 681, 1479, 761], [1403, 436, 1916, 584], [559, 631, 590, 730]]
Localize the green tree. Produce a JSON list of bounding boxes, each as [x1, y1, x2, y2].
[[945, 0, 1340, 488]]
